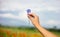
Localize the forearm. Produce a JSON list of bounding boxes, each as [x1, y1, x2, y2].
[[28, 13, 57, 37], [34, 23, 57, 37]]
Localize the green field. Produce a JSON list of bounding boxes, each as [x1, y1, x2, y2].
[[0, 26, 60, 37]]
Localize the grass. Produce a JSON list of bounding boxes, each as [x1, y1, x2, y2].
[[0, 26, 60, 37]]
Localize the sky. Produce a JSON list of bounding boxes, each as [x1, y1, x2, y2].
[[0, 0, 60, 29]]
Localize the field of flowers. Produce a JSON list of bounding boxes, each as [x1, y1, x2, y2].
[[0, 27, 43, 37], [0, 27, 60, 37]]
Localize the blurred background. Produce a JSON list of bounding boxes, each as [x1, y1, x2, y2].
[[0, 0, 60, 37]]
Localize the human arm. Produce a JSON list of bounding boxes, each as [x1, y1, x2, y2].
[[28, 13, 57, 37]]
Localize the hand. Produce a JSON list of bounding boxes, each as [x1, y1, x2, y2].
[[28, 13, 57, 37], [28, 13, 40, 26]]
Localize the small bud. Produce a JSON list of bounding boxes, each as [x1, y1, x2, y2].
[[27, 9, 31, 14]]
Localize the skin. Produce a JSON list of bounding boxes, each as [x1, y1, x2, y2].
[[28, 13, 57, 37]]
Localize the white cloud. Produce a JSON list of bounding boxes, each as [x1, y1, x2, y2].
[[0, 13, 15, 17], [0, 0, 60, 28], [0, 13, 27, 20], [0, 0, 60, 12], [46, 20, 60, 25]]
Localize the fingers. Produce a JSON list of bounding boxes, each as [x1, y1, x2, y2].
[[28, 13, 37, 18], [28, 14, 34, 18], [28, 13, 38, 21], [27, 13, 34, 20], [28, 13, 39, 25], [28, 13, 34, 20], [28, 15, 31, 19]]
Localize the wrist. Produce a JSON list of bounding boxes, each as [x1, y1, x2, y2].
[[34, 23, 41, 27]]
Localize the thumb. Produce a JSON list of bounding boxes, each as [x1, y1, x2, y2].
[[28, 15, 32, 20]]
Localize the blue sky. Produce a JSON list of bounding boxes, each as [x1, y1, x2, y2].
[[0, 0, 60, 29]]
